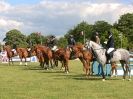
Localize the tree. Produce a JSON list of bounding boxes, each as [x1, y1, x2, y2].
[[27, 32, 46, 46], [65, 21, 93, 44], [114, 13, 133, 49], [3, 29, 27, 48], [93, 21, 112, 34], [58, 37, 67, 48]]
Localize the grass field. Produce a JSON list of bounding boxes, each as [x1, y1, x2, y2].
[[0, 60, 133, 99]]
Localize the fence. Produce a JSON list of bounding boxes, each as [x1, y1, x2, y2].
[[92, 53, 133, 76]]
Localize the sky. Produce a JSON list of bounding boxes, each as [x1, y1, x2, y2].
[[0, 0, 133, 42]]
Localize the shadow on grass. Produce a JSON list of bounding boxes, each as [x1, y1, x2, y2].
[[52, 73, 121, 81]]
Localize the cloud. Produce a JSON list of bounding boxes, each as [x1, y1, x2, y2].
[[0, 0, 133, 41]]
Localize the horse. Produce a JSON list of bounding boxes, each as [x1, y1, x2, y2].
[[71, 43, 93, 77], [110, 62, 117, 77], [16, 47, 30, 66], [86, 40, 131, 81], [31, 45, 53, 69], [52, 47, 71, 73], [3, 45, 14, 65]]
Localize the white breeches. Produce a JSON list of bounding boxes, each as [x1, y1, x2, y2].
[[107, 48, 114, 54], [52, 46, 58, 51]]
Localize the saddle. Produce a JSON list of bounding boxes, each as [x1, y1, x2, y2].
[[109, 49, 116, 58]]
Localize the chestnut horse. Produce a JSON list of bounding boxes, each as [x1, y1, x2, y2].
[[3, 45, 14, 65], [71, 43, 94, 77], [52, 48, 71, 73], [31, 45, 53, 69], [16, 47, 30, 66]]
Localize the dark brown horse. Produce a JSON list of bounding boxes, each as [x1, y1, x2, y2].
[[3, 45, 14, 65], [31, 45, 53, 69], [71, 43, 93, 77]]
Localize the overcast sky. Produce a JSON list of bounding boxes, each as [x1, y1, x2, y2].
[[0, 0, 133, 41]]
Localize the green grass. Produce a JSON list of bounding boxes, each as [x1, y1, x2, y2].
[[0, 61, 133, 99]]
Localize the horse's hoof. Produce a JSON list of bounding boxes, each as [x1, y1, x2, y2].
[[102, 79, 105, 81], [111, 75, 113, 78], [65, 71, 69, 74], [66, 71, 69, 74]]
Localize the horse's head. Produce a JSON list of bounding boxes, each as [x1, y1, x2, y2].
[[71, 44, 84, 58], [84, 39, 91, 49]]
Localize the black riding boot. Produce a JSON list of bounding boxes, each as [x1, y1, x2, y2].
[[106, 54, 111, 64]]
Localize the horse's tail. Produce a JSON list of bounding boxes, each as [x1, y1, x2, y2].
[[130, 55, 133, 58]]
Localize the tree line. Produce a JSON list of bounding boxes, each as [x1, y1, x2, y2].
[[1, 13, 133, 51]]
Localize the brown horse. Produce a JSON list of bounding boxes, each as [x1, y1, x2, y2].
[[71, 43, 93, 77], [3, 45, 14, 65], [53, 47, 71, 73], [16, 47, 30, 66], [31, 45, 53, 69], [110, 62, 117, 77]]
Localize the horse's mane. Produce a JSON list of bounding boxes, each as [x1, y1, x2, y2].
[[75, 43, 84, 49], [90, 41, 101, 49]]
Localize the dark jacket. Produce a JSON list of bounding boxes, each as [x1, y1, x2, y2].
[[106, 35, 114, 48], [67, 37, 76, 45], [48, 38, 57, 47], [13, 43, 17, 49]]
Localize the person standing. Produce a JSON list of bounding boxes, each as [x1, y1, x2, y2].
[[91, 32, 102, 75]]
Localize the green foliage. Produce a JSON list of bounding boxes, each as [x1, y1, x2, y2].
[[58, 37, 67, 48], [27, 32, 46, 46], [93, 20, 112, 33], [3, 29, 27, 48], [115, 13, 133, 49], [65, 21, 93, 43]]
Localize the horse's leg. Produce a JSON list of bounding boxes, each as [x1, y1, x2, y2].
[[8, 58, 11, 66], [100, 64, 105, 81], [110, 63, 114, 77], [66, 59, 69, 74], [120, 60, 126, 80], [50, 59, 53, 69], [115, 66, 117, 77], [19, 58, 22, 65], [79, 57, 86, 73], [85, 60, 90, 77], [11, 58, 14, 65], [125, 61, 131, 80], [24, 57, 27, 66]]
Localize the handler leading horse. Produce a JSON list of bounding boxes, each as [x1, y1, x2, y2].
[[86, 40, 131, 81]]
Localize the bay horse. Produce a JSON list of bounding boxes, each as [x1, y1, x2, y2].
[[3, 45, 14, 65], [31, 45, 53, 69], [71, 43, 93, 77], [86, 40, 131, 81]]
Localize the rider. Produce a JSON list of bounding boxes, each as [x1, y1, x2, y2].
[[67, 34, 76, 48], [47, 35, 58, 51], [12, 42, 17, 54], [67, 35, 76, 59], [106, 31, 115, 64]]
